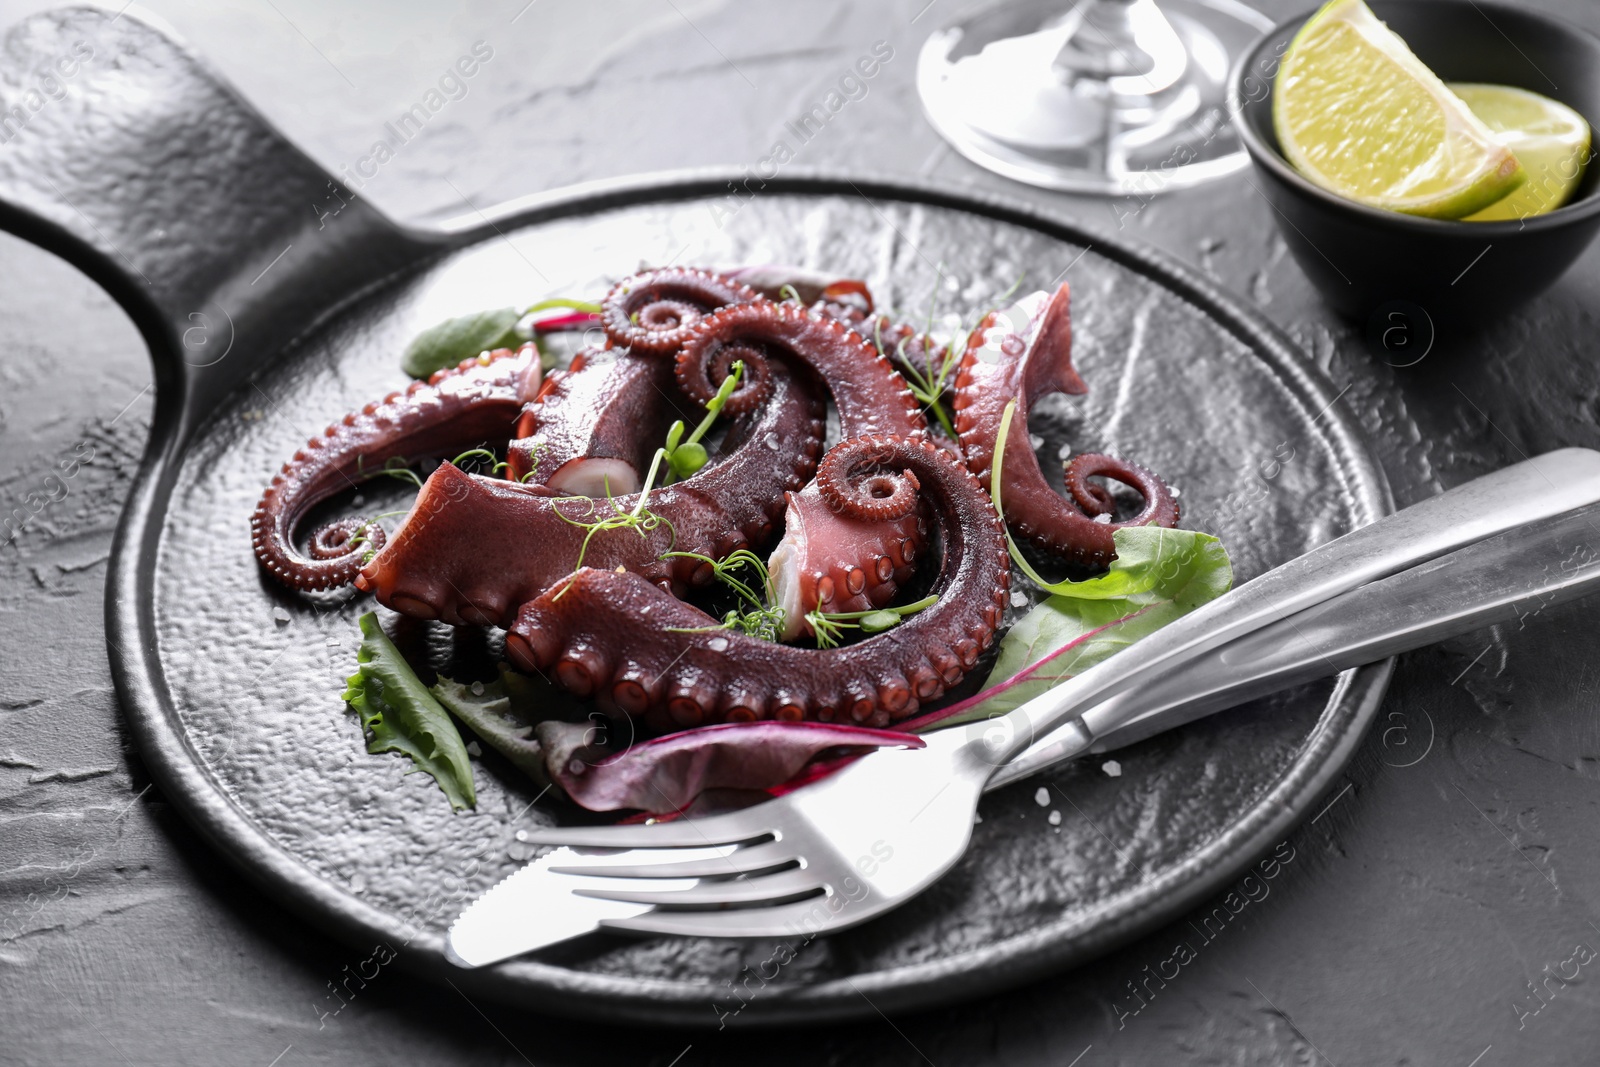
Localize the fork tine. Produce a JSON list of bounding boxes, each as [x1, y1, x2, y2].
[[573, 867, 823, 908], [601, 894, 854, 939], [548, 839, 797, 880], [522, 810, 772, 849]]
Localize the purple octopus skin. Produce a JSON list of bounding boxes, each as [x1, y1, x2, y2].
[[952, 283, 1179, 568], [505, 348, 695, 495], [509, 269, 896, 499], [599, 267, 759, 356], [251, 345, 540, 592], [505, 435, 1012, 733], [553, 720, 923, 814], [354, 355, 827, 625]]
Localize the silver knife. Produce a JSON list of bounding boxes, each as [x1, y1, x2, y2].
[[449, 501, 1600, 965]]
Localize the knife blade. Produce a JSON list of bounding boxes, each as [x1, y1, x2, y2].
[[446, 844, 711, 966]]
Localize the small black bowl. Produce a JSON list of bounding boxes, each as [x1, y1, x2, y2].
[[1231, 0, 1600, 326]]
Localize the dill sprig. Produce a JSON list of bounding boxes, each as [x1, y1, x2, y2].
[[659, 542, 938, 649], [662, 549, 785, 641]]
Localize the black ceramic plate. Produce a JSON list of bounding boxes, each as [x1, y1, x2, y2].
[[0, 9, 1391, 1027]]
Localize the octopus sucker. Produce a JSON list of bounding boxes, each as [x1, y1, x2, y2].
[[600, 268, 758, 355], [507, 435, 1009, 725], [250, 344, 538, 592], [952, 283, 1179, 567]]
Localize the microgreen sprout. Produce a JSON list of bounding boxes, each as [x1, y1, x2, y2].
[[662, 359, 744, 482], [990, 397, 1064, 589], [551, 469, 677, 598], [449, 448, 498, 474], [805, 595, 938, 650], [524, 297, 602, 316], [777, 283, 803, 304], [495, 440, 544, 482], [659, 540, 934, 649], [356, 454, 424, 490], [883, 270, 1026, 441], [346, 509, 413, 564]]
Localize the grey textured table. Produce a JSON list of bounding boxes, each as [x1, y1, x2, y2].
[[3, 1, 1599, 1063]]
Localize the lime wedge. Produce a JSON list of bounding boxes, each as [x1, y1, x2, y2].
[[1453, 83, 1592, 222], [1273, 0, 1525, 218]]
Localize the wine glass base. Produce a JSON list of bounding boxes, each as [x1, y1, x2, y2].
[[917, 0, 1273, 196]]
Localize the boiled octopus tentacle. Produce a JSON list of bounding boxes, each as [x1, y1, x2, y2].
[[767, 466, 925, 641], [951, 283, 1179, 568], [251, 345, 540, 591], [505, 348, 696, 495], [599, 268, 758, 355], [505, 435, 1011, 732], [353, 355, 827, 626], [675, 300, 926, 439]]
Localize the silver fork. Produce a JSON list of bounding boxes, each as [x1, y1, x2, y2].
[[456, 449, 1600, 951]]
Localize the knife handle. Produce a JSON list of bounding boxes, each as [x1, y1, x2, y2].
[[985, 448, 1600, 771], [986, 501, 1600, 791]]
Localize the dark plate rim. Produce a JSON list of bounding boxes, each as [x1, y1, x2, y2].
[[105, 167, 1394, 1027]]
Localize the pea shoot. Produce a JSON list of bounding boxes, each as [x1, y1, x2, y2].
[[805, 595, 938, 650], [662, 360, 743, 482]]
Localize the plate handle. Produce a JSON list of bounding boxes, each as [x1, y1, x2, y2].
[[0, 7, 435, 421]]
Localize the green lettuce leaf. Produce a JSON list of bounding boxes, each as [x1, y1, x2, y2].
[[343, 613, 476, 810], [925, 526, 1231, 728], [401, 307, 522, 379], [430, 675, 550, 787]]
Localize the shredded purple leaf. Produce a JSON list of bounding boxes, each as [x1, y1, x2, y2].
[[530, 310, 601, 333], [553, 720, 923, 813], [893, 611, 1143, 733]]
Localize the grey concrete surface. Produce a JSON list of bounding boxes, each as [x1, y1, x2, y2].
[[2, 0, 1599, 1063]]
